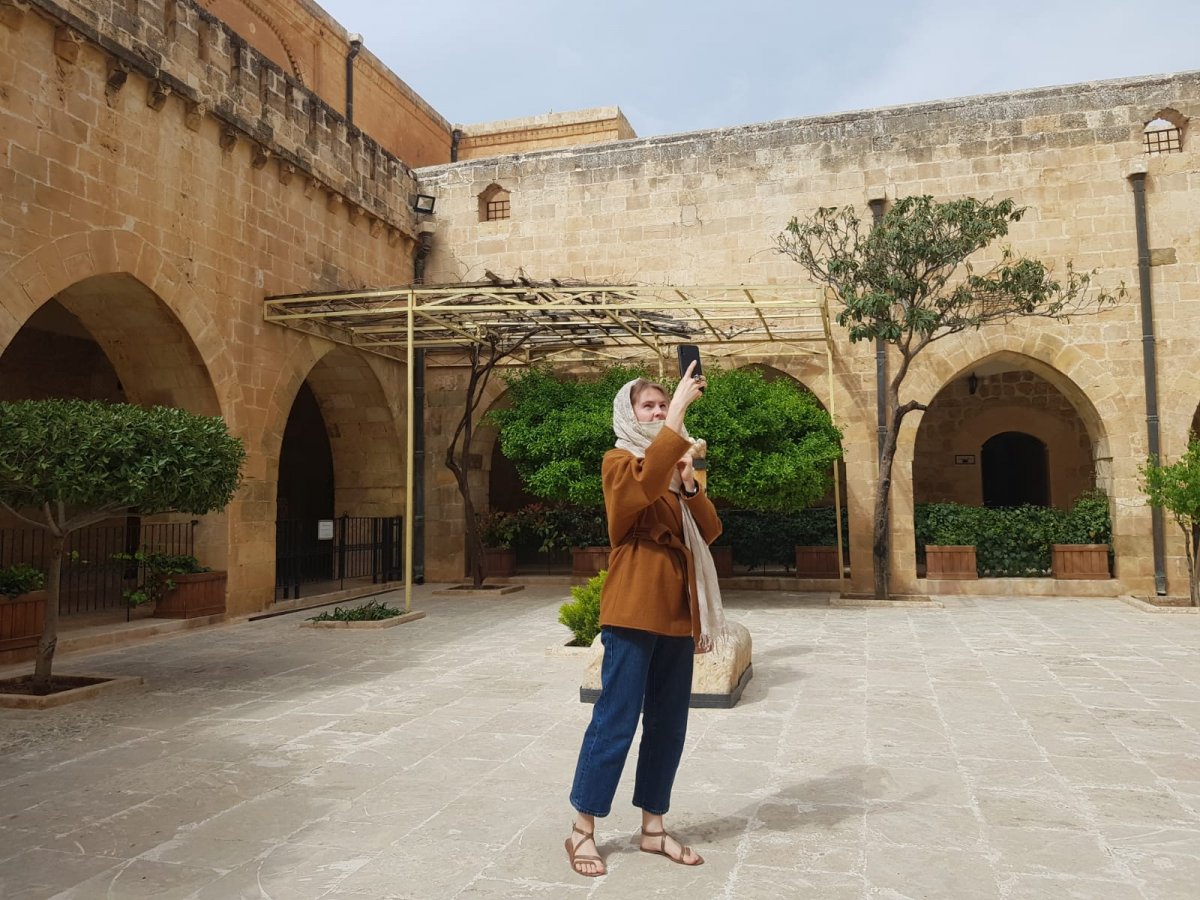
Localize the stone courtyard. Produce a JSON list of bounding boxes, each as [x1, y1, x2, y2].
[[1, 588, 1198, 899]]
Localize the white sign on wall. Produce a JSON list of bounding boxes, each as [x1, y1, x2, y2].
[[317, 520, 334, 540]]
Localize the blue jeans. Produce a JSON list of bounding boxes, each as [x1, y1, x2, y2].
[[570, 626, 694, 817]]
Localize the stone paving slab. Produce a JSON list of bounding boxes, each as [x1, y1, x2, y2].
[[0, 589, 1198, 899]]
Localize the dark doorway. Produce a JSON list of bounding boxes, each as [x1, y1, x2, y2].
[[277, 381, 334, 522], [982, 431, 1049, 507]]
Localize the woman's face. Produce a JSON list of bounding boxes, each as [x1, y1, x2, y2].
[[633, 387, 669, 423]]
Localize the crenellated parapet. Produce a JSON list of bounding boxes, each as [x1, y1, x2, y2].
[[7, 0, 421, 241]]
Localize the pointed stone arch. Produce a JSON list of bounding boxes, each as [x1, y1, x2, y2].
[[0, 229, 236, 421]]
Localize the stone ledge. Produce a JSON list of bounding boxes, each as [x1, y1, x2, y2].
[[833, 596, 943, 608], [299, 610, 426, 629], [1119, 595, 1200, 614], [545, 641, 590, 658], [580, 665, 754, 710], [431, 584, 525, 598], [0, 675, 145, 710]]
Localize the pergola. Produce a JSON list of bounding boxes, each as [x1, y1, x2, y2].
[[264, 279, 844, 608]]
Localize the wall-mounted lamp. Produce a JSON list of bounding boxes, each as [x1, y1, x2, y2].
[[413, 194, 436, 214], [967, 372, 979, 395]]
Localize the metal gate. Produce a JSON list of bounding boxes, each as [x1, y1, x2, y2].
[[275, 515, 402, 600], [0, 520, 195, 615]]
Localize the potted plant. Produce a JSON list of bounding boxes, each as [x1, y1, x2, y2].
[[792, 506, 845, 578], [477, 509, 520, 577], [1051, 490, 1112, 580], [538, 505, 609, 578], [918, 503, 979, 580], [116, 551, 226, 619], [0, 564, 47, 653]]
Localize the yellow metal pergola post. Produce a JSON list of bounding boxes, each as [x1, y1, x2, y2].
[[404, 288, 414, 613]]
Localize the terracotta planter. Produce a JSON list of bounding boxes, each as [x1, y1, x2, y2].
[[794, 545, 840, 578], [711, 545, 733, 578], [482, 548, 517, 578], [1051, 544, 1111, 580], [154, 571, 227, 619], [0, 590, 46, 652], [571, 546, 610, 578], [925, 545, 978, 580]]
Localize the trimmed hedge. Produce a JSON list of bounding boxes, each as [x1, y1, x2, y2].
[[715, 507, 847, 572], [914, 491, 1112, 577]]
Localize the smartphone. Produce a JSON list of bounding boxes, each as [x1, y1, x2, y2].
[[676, 344, 703, 389]]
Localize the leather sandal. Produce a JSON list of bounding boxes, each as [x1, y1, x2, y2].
[[565, 823, 606, 877], [640, 827, 704, 866]]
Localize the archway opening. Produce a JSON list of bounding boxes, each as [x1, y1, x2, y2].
[[0, 276, 222, 616], [273, 347, 405, 598], [277, 381, 335, 524], [982, 432, 1049, 507]]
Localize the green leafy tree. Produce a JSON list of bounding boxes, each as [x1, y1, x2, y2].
[[0, 400, 245, 687], [1141, 435, 1200, 606], [489, 365, 842, 512], [776, 195, 1124, 599]]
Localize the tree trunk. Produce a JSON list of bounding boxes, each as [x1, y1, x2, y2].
[[32, 534, 64, 687], [1190, 524, 1199, 608], [873, 419, 900, 601]]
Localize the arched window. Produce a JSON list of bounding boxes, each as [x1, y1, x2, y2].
[[478, 184, 511, 222], [1143, 108, 1185, 155], [982, 432, 1049, 507]]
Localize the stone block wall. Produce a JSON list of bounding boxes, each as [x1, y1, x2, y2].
[[415, 72, 1200, 597], [0, 0, 417, 612]]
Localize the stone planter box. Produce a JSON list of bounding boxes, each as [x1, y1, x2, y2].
[[0, 589, 46, 652], [711, 545, 733, 578], [925, 545, 978, 580], [1051, 544, 1111, 580], [482, 548, 517, 578], [794, 545, 840, 578], [571, 546, 610, 578], [154, 571, 227, 619]]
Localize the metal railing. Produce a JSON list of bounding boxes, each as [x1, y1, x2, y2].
[[275, 515, 403, 600], [0, 520, 196, 615]]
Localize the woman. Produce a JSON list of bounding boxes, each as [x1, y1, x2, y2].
[[564, 362, 725, 878]]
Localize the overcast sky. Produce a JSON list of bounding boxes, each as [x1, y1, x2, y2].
[[318, 0, 1200, 138]]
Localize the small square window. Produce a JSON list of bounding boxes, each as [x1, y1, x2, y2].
[[486, 198, 510, 221]]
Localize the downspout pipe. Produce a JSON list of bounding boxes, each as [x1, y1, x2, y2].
[[345, 34, 363, 125], [1128, 170, 1168, 595], [867, 197, 888, 460], [411, 227, 434, 583], [450, 128, 463, 162]]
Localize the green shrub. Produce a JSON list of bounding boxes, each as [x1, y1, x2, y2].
[[715, 507, 847, 571], [560, 569, 606, 646], [0, 565, 46, 599], [1060, 490, 1112, 545], [113, 551, 209, 607], [307, 599, 403, 622], [914, 492, 1112, 576]]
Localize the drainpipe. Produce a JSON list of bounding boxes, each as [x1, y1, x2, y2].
[[867, 197, 888, 460], [450, 128, 463, 162], [1128, 167, 1168, 595], [412, 348, 426, 583], [345, 33, 363, 125], [410, 224, 434, 583]]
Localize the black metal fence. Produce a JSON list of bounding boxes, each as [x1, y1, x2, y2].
[[0, 520, 195, 615], [275, 515, 403, 600]]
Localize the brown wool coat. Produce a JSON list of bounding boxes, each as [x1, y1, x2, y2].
[[599, 426, 723, 642]]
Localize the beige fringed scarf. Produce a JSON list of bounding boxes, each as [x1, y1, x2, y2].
[[613, 379, 728, 653]]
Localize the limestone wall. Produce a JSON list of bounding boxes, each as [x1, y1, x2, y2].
[[457, 107, 636, 161], [415, 72, 1200, 597], [0, 0, 416, 612], [198, 0, 452, 166]]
